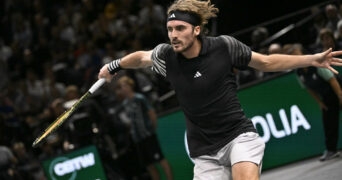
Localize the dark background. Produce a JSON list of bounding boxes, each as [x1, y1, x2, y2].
[[219, 0, 340, 44], [159, 0, 339, 45], [217, 0, 331, 34]]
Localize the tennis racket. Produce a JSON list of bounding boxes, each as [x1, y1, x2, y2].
[[32, 78, 106, 148]]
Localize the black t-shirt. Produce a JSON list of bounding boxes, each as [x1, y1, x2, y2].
[[151, 35, 256, 157]]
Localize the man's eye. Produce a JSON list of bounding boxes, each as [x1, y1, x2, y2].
[[175, 27, 184, 31]]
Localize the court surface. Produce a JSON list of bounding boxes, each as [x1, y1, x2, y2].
[[261, 155, 342, 180]]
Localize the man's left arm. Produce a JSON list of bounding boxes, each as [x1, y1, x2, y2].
[[248, 48, 342, 74]]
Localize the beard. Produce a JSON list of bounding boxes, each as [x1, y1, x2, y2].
[[172, 39, 195, 53]]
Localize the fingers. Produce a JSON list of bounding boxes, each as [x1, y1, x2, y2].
[[331, 50, 342, 57], [99, 73, 113, 83], [324, 48, 333, 55], [98, 64, 114, 82], [327, 66, 339, 74], [330, 61, 342, 66]]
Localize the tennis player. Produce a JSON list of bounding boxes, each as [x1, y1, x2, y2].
[[98, 0, 342, 179]]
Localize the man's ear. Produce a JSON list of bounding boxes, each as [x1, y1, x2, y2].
[[194, 26, 201, 36]]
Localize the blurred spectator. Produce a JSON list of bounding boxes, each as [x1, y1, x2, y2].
[[0, 145, 22, 179], [0, 87, 28, 145], [263, 43, 284, 78], [307, 6, 327, 47], [12, 141, 45, 180], [0, 56, 9, 91], [236, 26, 269, 85], [293, 43, 341, 161], [7, 42, 24, 78], [250, 26, 269, 53], [109, 9, 139, 50], [324, 4, 341, 34], [114, 76, 173, 180], [0, 39, 12, 62], [31, 13, 51, 44], [25, 98, 65, 140], [63, 85, 106, 150], [37, 137, 63, 162], [32, 36, 51, 71], [268, 43, 283, 54], [320, 27, 341, 51], [137, 0, 167, 49], [314, 28, 342, 74], [11, 13, 32, 49], [41, 63, 66, 105], [310, 28, 341, 55], [334, 19, 342, 46], [23, 69, 45, 113]]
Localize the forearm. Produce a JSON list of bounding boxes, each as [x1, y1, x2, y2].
[[100, 50, 153, 79], [119, 50, 153, 69], [250, 52, 318, 72], [265, 54, 315, 71], [263, 54, 316, 72]]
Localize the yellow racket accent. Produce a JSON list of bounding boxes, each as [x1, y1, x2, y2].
[[32, 92, 90, 147]]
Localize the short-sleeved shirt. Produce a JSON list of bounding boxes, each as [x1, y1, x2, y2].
[[120, 93, 155, 143], [151, 35, 256, 157]]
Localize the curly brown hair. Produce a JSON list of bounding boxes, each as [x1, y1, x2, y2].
[[167, 0, 219, 34]]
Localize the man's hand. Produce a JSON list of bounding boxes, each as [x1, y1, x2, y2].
[[313, 48, 342, 74], [98, 64, 114, 82]]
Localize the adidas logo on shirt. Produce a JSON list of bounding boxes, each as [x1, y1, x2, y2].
[[194, 71, 202, 78], [169, 13, 176, 19]]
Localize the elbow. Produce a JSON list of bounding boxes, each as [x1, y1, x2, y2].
[[250, 52, 273, 72], [250, 58, 272, 72], [135, 51, 153, 68]]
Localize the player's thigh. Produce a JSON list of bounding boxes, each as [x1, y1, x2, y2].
[[230, 132, 265, 165], [193, 156, 231, 180], [230, 132, 265, 180]]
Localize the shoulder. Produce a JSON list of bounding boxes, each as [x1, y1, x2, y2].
[[151, 43, 172, 77], [217, 35, 241, 44], [202, 35, 235, 46], [214, 35, 250, 51], [151, 43, 173, 62], [153, 43, 173, 54]]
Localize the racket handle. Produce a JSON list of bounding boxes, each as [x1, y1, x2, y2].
[[89, 78, 106, 94]]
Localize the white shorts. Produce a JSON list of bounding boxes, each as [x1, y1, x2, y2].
[[192, 132, 265, 180]]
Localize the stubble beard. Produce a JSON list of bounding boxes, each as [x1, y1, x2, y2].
[[173, 39, 195, 54]]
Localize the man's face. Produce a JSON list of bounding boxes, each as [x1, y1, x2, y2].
[[166, 20, 199, 53]]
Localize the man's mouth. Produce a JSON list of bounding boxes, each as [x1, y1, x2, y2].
[[172, 41, 181, 46]]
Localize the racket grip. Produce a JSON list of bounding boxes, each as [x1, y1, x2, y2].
[[89, 78, 106, 93]]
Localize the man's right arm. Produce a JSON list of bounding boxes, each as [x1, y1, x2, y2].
[[98, 50, 153, 81], [120, 50, 153, 69]]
